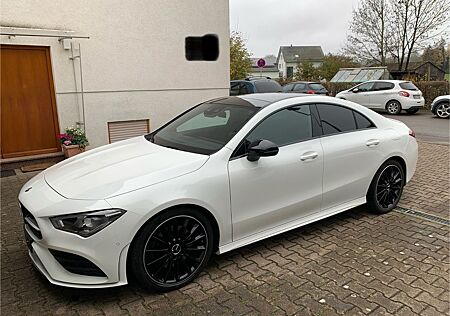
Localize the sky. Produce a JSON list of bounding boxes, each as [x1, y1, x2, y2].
[[229, 0, 360, 58]]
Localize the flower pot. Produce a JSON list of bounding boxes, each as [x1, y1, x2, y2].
[[62, 144, 84, 158]]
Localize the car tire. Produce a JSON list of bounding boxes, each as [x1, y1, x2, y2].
[[435, 102, 450, 119], [128, 207, 214, 292], [366, 159, 405, 214], [386, 100, 402, 115], [406, 108, 419, 114]]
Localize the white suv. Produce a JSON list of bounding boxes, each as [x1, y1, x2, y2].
[[336, 80, 424, 115]]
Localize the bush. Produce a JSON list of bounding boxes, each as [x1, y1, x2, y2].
[[323, 81, 449, 108]]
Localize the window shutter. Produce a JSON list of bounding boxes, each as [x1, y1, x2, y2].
[[108, 119, 150, 143]]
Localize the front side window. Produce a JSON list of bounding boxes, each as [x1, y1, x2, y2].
[[149, 101, 258, 155], [247, 105, 313, 146], [293, 83, 306, 91], [355, 82, 375, 92], [282, 83, 294, 92], [316, 104, 357, 135]]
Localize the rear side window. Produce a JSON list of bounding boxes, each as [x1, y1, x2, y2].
[[353, 111, 375, 129], [254, 80, 282, 93], [230, 82, 240, 96], [373, 82, 394, 91], [316, 104, 356, 135], [399, 82, 418, 91], [247, 105, 312, 146]]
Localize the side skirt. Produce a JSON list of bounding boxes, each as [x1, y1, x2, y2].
[[217, 197, 366, 254]]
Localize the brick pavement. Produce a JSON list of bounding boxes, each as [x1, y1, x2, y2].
[[1, 142, 449, 315], [400, 142, 449, 219]]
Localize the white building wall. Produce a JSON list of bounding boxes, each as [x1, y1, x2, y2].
[[248, 70, 279, 79], [1, 0, 230, 148]]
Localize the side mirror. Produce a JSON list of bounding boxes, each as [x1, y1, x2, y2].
[[352, 88, 359, 93], [247, 139, 279, 162]]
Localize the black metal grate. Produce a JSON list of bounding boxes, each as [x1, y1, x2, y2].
[[20, 204, 42, 239], [49, 249, 107, 277], [395, 206, 450, 226]]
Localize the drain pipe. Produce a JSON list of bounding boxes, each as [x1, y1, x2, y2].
[[69, 42, 86, 132]]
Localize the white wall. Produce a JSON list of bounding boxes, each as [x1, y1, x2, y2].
[[248, 70, 279, 79], [1, 0, 230, 148]]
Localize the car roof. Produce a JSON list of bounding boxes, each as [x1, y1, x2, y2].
[[208, 93, 305, 108], [361, 80, 411, 83], [238, 93, 306, 107]]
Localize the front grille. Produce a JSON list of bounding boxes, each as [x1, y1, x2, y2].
[[20, 204, 42, 239], [49, 249, 107, 277], [413, 95, 421, 99]]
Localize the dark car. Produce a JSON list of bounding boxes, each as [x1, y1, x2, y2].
[[282, 81, 329, 95], [230, 77, 282, 96]]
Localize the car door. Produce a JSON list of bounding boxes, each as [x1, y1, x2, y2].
[[228, 104, 323, 241], [315, 103, 386, 211], [369, 82, 395, 108], [347, 82, 375, 107]]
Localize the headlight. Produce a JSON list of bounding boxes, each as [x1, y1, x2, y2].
[[50, 209, 126, 237]]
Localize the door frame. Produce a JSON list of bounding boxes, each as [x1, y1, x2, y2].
[[1, 44, 61, 158]]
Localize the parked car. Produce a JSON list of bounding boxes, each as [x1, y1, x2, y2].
[[336, 80, 424, 115], [19, 94, 418, 292], [230, 77, 282, 96], [283, 81, 329, 95], [430, 95, 450, 119]]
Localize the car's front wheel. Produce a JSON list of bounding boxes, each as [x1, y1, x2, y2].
[[386, 100, 402, 115], [435, 102, 450, 119], [367, 160, 405, 214], [128, 208, 214, 292]]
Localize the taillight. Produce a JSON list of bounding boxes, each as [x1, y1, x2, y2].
[[399, 91, 410, 97], [306, 90, 315, 94], [409, 129, 416, 138]]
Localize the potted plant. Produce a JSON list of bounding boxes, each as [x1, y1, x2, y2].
[[59, 127, 89, 158]]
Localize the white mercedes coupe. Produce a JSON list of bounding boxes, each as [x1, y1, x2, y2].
[[19, 94, 418, 291]]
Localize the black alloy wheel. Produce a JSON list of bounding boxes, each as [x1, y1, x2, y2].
[[129, 208, 214, 292], [367, 160, 405, 214]]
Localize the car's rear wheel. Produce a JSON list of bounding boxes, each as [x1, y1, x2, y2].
[[435, 102, 450, 119], [386, 100, 402, 115], [367, 160, 405, 214], [129, 208, 214, 292], [406, 108, 419, 114]]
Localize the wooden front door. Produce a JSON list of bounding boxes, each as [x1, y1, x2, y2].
[[1, 45, 60, 159]]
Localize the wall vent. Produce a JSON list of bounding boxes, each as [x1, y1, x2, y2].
[[108, 119, 150, 143]]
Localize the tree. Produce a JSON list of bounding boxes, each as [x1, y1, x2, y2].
[[345, 0, 449, 71], [229, 32, 252, 80], [295, 62, 320, 81], [344, 0, 392, 65], [393, 0, 449, 71], [422, 38, 447, 69], [319, 54, 360, 81]]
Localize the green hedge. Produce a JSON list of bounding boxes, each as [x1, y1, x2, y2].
[[323, 81, 449, 108]]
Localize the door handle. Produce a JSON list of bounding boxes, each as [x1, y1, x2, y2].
[[300, 151, 318, 161], [366, 139, 380, 147]]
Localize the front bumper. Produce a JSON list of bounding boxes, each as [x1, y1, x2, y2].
[[18, 172, 141, 288]]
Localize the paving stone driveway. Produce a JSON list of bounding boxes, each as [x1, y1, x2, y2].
[[1, 142, 449, 315]]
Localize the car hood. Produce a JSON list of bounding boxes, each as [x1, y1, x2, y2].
[[44, 136, 209, 200]]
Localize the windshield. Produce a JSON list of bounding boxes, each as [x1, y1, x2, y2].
[[148, 100, 258, 155]]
